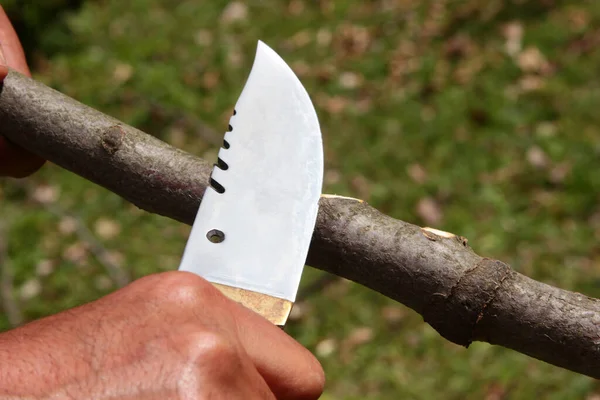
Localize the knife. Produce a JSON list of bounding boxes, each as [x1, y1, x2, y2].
[[178, 41, 323, 326]]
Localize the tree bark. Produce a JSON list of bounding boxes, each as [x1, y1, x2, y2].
[[1, 71, 599, 379]]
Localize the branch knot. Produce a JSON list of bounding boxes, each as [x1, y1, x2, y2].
[[423, 258, 513, 348], [101, 125, 124, 154]]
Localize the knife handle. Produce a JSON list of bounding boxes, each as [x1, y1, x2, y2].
[[212, 283, 293, 327]]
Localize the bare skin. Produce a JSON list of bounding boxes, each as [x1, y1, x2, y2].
[[0, 5, 45, 177], [0, 272, 325, 398], [0, 7, 324, 399]]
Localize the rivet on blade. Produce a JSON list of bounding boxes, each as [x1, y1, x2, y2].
[[206, 229, 225, 243]]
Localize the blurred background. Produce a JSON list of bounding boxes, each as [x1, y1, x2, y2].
[[2, 0, 600, 398]]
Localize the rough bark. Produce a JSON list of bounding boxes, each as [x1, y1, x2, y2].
[[1, 71, 599, 379]]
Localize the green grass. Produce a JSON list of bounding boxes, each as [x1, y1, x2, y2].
[[3, 0, 600, 398]]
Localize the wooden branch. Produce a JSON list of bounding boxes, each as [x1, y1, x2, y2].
[[1, 71, 599, 378]]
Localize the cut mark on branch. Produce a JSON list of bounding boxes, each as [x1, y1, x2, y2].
[[421, 227, 456, 240], [321, 194, 363, 202]]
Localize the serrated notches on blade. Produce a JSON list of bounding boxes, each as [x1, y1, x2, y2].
[[209, 109, 237, 195]]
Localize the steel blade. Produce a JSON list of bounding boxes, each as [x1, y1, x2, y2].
[[179, 41, 323, 303]]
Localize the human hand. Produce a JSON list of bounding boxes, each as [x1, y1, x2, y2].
[[0, 272, 324, 399], [0, 5, 44, 177]]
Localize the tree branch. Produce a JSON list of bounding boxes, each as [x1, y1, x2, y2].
[[1, 71, 598, 378]]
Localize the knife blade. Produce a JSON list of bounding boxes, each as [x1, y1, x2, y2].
[[178, 41, 323, 326]]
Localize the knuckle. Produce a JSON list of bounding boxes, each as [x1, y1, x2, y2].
[[183, 331, 243, 378], [189, 332, 239, 363], [170, 330, 247, 394], [137, 271, 215, 309]]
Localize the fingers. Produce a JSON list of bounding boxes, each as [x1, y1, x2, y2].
[[189, 332, 277, 400], [105, 272, 287, 399], [0, 5, 30, 77], [0, 56, 8, 81], [0, 138, 45, 178], [208, 364, 277, 400], [109, 272, 325, 399], [229, 297, 325, 400], [0, 5, 44, 177]]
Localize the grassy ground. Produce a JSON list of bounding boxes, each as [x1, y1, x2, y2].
[[2, 0, 600, 398]]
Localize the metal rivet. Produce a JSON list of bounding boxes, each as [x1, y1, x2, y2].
[[206, 229, 225, 243]]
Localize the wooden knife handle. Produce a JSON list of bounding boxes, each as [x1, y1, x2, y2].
[[212, 283, 293, 327]]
